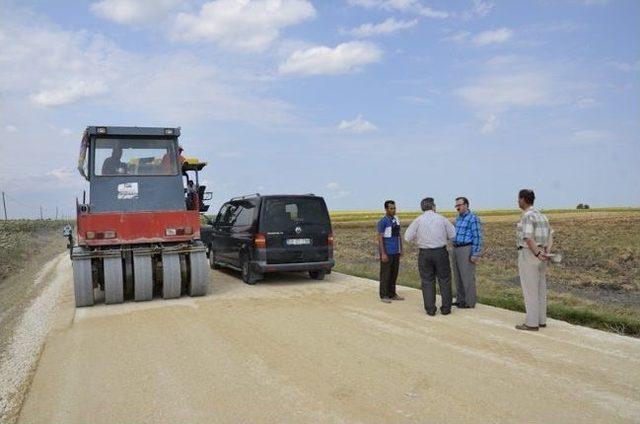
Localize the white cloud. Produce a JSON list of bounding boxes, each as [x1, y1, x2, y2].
[[456, 72, 551, 111], [279, 42, 382, 76], [472, 28, 513, 45], [338, 115, 378, 133], [416, 5, 449, 18], [582, 0, 610, 5], [442, 31, 469, 43], [456, 60, 558, 134], [47, 167, 74, 182], [607, 60, 640, 72], [325, 182, 350, 199], [4, 125, 18, 133], [347, 18, 418, 38], [572, 130, 611, 142], [0, 16, 124, 109], [459, 0, 494, 20], [31, 80, 108, 107], [326, 182, 340, 190], [91, 0, 184, 25], [0, 14, 299, 124], [347, 0, 448, 18], [481, 114, 499, 133], [576, 97, 598, 109], [484, 55, 521, 67], [172, 0, 316, 51], [397, 96, 430, 104]]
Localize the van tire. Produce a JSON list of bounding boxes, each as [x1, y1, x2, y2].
[[309, 270, 325, 280], [241, 253, 260, 285]]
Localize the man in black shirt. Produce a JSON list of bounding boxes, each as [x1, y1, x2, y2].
[[101, 146, 126, 175]]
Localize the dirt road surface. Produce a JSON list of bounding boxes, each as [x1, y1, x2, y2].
[[14, 264, 640, 424]]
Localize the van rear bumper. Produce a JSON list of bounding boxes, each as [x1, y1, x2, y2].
[[252, 259, 335, 273]]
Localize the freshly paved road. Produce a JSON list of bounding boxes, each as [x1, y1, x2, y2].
[[17, 266, 640, 423]]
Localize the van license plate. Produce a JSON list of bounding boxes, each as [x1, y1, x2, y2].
[[286, 238, 311, 246]]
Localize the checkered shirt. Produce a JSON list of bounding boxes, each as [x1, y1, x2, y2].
[[516, 207, 552, 248], [454, 211, 483, 257]]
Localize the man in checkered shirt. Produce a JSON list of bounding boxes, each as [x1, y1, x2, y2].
[[515, 189, 554, 331], [452, 196, 483, 309]]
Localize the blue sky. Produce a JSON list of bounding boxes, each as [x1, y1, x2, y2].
[[0, 0, 638, 218]]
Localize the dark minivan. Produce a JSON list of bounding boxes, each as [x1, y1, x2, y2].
[[206, 194, 334, 284]]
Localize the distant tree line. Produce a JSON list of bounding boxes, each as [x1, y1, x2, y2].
[[576, 203, 590, 209]]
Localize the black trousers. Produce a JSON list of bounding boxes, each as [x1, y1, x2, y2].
[[379, 254, 400, 299], [418, 247, 452, 314]]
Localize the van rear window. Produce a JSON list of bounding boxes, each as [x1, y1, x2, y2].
[[261, 198, 330, 232]]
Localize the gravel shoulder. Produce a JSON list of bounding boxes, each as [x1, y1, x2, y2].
[[12, 266, 640, 424], [0, 250, 70, 424]]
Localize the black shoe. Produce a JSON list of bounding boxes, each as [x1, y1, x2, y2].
[[452, 301, 462, 307], [441, 309, 451, 315], [515, 324, 539, 331], [426, 310, 436, 316]]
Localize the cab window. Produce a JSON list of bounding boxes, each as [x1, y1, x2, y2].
[[94, 138, 178, 176]]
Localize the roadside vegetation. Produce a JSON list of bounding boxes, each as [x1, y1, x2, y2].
[[0, 220, 68, 282], [331, 209, 640, 337]]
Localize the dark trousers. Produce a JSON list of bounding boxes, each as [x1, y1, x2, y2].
[[418, 247, 452, 314], [379, 254, 400, 299]]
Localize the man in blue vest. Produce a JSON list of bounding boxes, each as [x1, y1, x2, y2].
[[377, 200, 404, 303]]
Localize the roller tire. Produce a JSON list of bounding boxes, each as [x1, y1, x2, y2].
[[189, 251, 208, 296], [133, 255, 153, 302], [162, 253, 181, 299], [104, 256, 124, 304], [73, 258, 94, 307]]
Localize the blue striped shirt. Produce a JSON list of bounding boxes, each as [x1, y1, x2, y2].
[[454, 211, 483, 257]]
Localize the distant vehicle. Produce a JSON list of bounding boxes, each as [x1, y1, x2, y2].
[[206, 194, 334, 284]]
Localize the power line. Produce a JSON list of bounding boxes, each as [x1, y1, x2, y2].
[[3, 192, 41, 210]]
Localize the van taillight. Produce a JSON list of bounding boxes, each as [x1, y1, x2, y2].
[[327, 233, 334, 246], [254, 233, 266, 248]]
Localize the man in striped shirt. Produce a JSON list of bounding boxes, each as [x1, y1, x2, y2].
[[452, 197, 483, 309]]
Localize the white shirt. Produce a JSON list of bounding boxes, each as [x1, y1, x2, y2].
[[404, 210, 456, 249]]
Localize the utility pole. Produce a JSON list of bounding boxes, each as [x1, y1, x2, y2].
[[2, 192, 7, 220], [55, 206, 58, 220], [40, 206, 43, 220]]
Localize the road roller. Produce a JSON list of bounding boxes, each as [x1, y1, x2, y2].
[[68, 126, 209, 307]]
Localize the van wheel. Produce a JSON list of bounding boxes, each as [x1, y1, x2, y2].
[[241, 254, 260, 285], [309, 270, 325, 280], [208, 246, 220, 269]]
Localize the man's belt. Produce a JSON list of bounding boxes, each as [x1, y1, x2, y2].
[[453, 242, 472, 248]]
